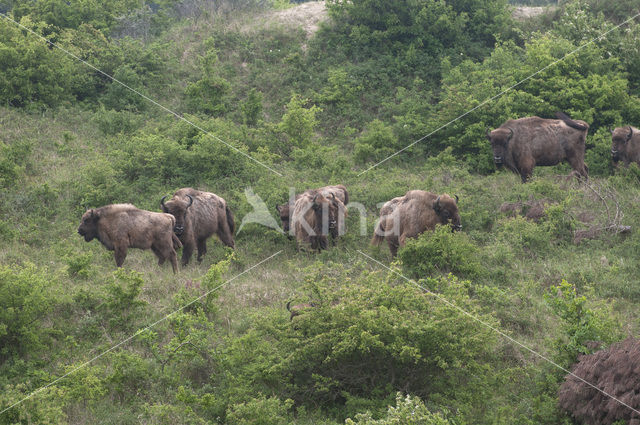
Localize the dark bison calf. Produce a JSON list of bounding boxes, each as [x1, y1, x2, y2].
[[372, 190, 461, 256], [77, 204, 181, 272], [161, 188, 235, 266], [487, 112, 589, 182], [611, 126, 640, 166]]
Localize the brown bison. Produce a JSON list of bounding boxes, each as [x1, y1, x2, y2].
[[277, 185, 348, 242], [611, 126, 640, 166], [77, 204, 181, 272], [161, 188, 235, 266], [372, 191, 461, 256], [487, 112, 589, 182], [291, 190, 343, 251], [286, 301, 316, 320]]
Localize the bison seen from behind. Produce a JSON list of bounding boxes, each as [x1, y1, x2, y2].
[[77, 204, 181, 272], [277, 185, 348, 243], [161, 188, 235, 266], [487, 112, 589, 182], [372, 191, 461, 256], [291, 191, 343, 252], [611, 126, 640, 166]]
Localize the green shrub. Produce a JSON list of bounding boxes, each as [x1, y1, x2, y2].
[[346, 393, 453, 425], [226, 396, 294, 425], [104, 269, 146, 331], [399, 224, 484, 279], [277, 93, 321, 154], [64, 251, 92, 278], [0, 263, 57, 361], [353, 120, 396, 164], [544, 280, 621, 366]]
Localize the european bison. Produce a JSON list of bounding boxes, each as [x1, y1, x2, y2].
[[77, 204, 181, 272], [487, 112, 589, 182], [277, 185, 348, 242], [291, 190, 343, 251], [286, 301, 316, 320], [611, 126, 640, 166], [161, 188, 235, 266], [372, 191, 461, 256]]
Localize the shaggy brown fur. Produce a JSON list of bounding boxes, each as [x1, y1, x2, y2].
[[558, 338, 640, 425], [77, 204, 181, 272], [611, 126, 640, 166], [277, 185, 348, 241], [286, 301, 316, 320], [161, 188, 235, 266], [372, 191, 461, 256], [291, 191, 342, 252], [499, 198, 551, 222], [487, 112, 589, 183]]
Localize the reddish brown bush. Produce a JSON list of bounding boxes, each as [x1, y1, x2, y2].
[[558, 338, 640, 425]]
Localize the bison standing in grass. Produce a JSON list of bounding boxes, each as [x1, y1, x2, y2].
[[372, 190, 461, 256], [611, 126, 640, 166], [161, 188, 235, 266], [291, 190, 343, 252], [487, 112, 589, 182], [77, 204, 181, 272], [277, 185, 348, 243]]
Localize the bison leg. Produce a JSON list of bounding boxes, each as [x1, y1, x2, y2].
[[567, 156, 589, 179], [388, 241, 398, 257], [181, 241, 195, 266], [196, 238, 207, 263], [114, 245, 128, 267]]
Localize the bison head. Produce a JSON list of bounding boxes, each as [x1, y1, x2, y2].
[[433, 194, 462, 232], [276, 202, 292, 234], [327, 193, 346, 233], [611, 126, 633, 163], [487, 127, 513, 166], [77, 209, 100, 242], [161, 194, 193, 235]]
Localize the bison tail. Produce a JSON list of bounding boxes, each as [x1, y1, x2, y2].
[[172, 233, 183, 250], [555, 111, 589, 131], [225, 205, 235, 234], [371, 221, 385, 246]]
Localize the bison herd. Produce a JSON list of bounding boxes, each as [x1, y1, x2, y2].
[[78, 112, 638, 270]]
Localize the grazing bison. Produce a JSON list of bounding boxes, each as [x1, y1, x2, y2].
[[611, 126, 640, 166], [291, 190, 342, 251], [286, 301, 316, 320], [161, 188, 235, 266], [277, 185, 348, 242], [487, 112, 589, 182], [77, 204, 181, 272], [372, 191, 461, 256]]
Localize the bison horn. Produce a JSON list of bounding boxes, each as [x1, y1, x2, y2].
[[609, 127, 614, 135], [276, 204, 281, 213], [160, 195, 168, 209], [485, 128, 491, 140], [331, 193, 336, 200], [628, 126, 634, 141], [507, 128, 514, 142], [312, 194, 318, 204], [455, 194, 459, 203], [186, 195, 193, 208], [286, 301, 292, 311], [434, 196, 441, 211]]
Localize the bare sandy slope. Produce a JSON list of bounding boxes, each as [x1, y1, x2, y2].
[[512, 6, 555, 20], [238, 1, 328, 38]]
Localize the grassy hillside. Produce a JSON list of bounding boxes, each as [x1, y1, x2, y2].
[[2, 0, 640, 424]]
